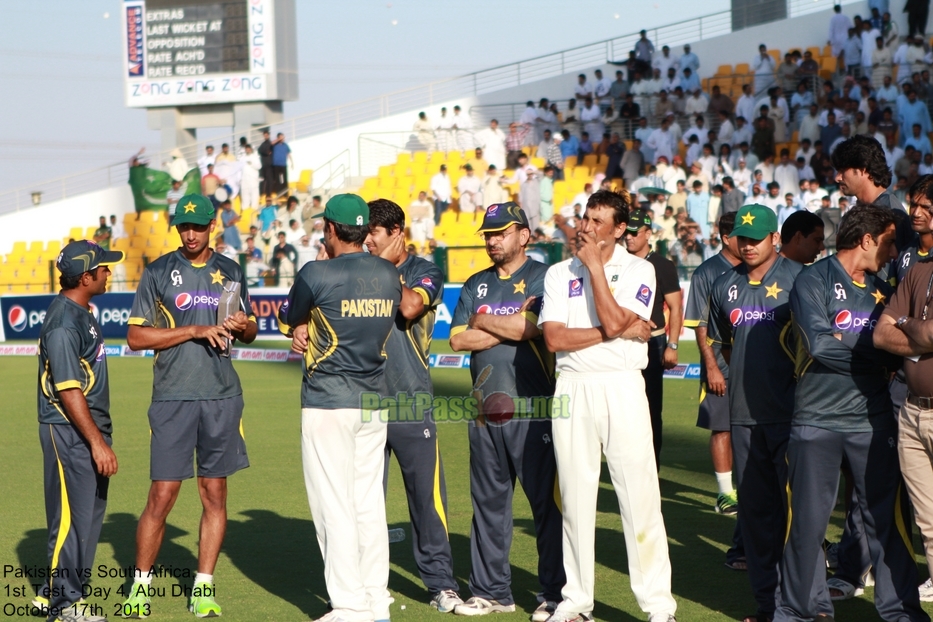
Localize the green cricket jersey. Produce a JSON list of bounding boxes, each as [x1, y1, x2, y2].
[[38, 295, 112, 434], [129, 250, 254, 402]]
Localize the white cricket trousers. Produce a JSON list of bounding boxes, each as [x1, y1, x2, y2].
[[301, 407, 391, 622], [552, 371, 676, 617], [240, 179, 260, 210]]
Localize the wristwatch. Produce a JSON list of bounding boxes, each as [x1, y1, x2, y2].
[[667, 342, 679, 350], [897, 315, 910, 329]]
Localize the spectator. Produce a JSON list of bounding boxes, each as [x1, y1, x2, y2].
[[93, 216, 112, 250], [258, 129, 274, 196], [408, 191, 435, 250], [271, 133, 293, 195], [861, 20, 882, 77], [512, 153, 541, 231], [165, 148, 189, 182], [295, 235, 317, 270], [482, 165, 510, 205], [166, 179, 185, 226], [686, 180, 711, 238], [876, 75, 899, 108], [680, 67, 701, 93], [829, 4, 854, 57], [593, 69, 612, 111], [906, 0, 929, 37], [668, 179, 688, 212], [797, 50, 820, 85], [670, 222, 706, 273], [685, 89, 708, 116], [243, 237, 268, 286], [906, 123, 933, 157], [109, 215, 125, 242], [774, 148, 801, 197], [657, 204, 678, 253], [258, 196, 277, 241], [653, 45, 679, 77], [796, 155, 816, 180], [536, 129, 555, 160], [466, 147, 489, 177], [653, 90, 673, 125], [620, 138, 645, 185], [546, 133, 565, 179], [220, 200, 242, 251], [578, 131, 595, 159], [505, 122, 530, 169], [736, 83, 757, 124], [777, 193, 801, 229], [539, 165, 555, 223], [580, 97, 603, 140], [709, 85, 734, 115], [269, 232, 297, 287], [732, 157, 753, 192], [635, 117, 654, 161], [431, 164, 452, 224], [647, 117, 676, 164], [562, 98, 580, 135], [285, 219, 305, 246], [214, 240, 238, 261], [752, 44, 777, 94], [197, 145, 215, 177], [820, 112, 844, 151], [842, 27, 863, 78], [574, 74, 592, 101], [751, 116, 776, 162], [871, 35, 893, 88], [907, 36, 928, 75], [201, 164, 221, 196], [456, 164, 482, 215], [475, 119, 506, 170], [761, 181, 783, 214], [215, 143, 236, 163], [899, 90, 932, 143], [634, 29, 655, 72], [413, 111, 436, 152], [238, 144, 261, 210], [720, 177, 745, 215], [435, 107, 454, 151], [451, 104, 473, 151], [765, 88, 790, 142], [778, 53, 799, 94], [680, 44, 700, 78], [732, 117, 754, 149], [609, 70, 629, 109]]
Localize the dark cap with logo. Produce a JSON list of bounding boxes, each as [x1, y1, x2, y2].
[[57, 240, 125, 278], [312, 193, 370, 226], [626, 209, 653, 232], [476, 202, 530, 233], [172, 194, 216, 226], [731, 204, 778, 239]]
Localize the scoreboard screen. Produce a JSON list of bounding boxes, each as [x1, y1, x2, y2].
[[122, 0, 297, 108]]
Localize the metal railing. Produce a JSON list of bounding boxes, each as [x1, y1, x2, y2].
[[0, 0, 859, 215], [309, 149, 352, 194]]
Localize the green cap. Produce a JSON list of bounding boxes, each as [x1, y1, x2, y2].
[[312, 194, 369, 226], [172, 194, 216, 226], [57, 240, 125, 278], [476, 202, 530, 233], [731, 204, 778, 240], [626, 209, 652, 232]]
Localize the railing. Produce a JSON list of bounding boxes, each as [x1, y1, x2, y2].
[[0, 0, 860, 215], [309, 149, 352, 195]]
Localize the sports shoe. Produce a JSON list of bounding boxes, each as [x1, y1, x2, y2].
[[57, 611, 107, 622], [531, 601, 557, 622], [188, 582, 222, 618], [431, 590, 464, 613], [715, 491, 738, 515], [920, 578, 933, 602], [453, 597, 516, 616], [117, 583, 151, 618], [824, 540, 839, 569], [827, 576, 863, 600], [648, 615, 676, 622], [544, 611, 593, 622]]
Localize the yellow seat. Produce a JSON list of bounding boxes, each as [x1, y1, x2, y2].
[[563, 155, 577, 169], [582, 154, 598, 170], [378, 165, 394, 178], [68, 227, 84, 241], [735, 63, 750, 75], [296, 169, 313, 193], [27, 241, 44, 253], [716, 64, 732, 76], [45, 241, 62, 255], [413, 151, 428, 165], [767, 49, 780, 65]]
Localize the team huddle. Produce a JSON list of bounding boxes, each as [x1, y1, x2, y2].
[[30, 134, 933, 622]]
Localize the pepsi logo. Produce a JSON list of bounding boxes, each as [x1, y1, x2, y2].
[[8, 305, 27, 332], [640, 286, 650, 297], [175, 292, 193, 310], [486, 205, 499, 216], [477, 304, 493, 314], [834, 310, 852, 330], [729, 308, 743, 326], [571, 280, 582, 292]]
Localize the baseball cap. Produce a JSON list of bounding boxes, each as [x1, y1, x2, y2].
[[172, 194, 216, 226], [731, 204, 778, 240], [312, 193, 369, 226], [476, 202, 530, 233], [57, 240, 124, 278], [626, 209, 652, 232]]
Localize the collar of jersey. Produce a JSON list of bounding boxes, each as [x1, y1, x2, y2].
[[744, 255, 782, 286], [829, 254, 869, 288], [571, 243, 629, 269], [178, 248, 214, 268], [496, 257, 532, 280]]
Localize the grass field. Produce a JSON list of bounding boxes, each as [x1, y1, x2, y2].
[[1, 341, 929, 621]]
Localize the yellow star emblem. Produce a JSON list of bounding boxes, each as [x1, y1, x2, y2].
[[210, 269, 224, 285], [872, 289, 886, 304], [741, 212, 755, 225], [513, 279, 526, 294], [183, 201, 197, 213], [765, 281, 783, 299]]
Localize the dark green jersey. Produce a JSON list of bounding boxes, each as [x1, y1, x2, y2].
[[790, 256, 898, 431], [893, 245, 932, 285], [281, 252, 402, 409], [451, 258, 555, 399], [684, 252, 735, 381], [129, 250, 254, 402], [384, 254, 445, 397], [38, 295, 112, 435], [708, 256, 802, 425]]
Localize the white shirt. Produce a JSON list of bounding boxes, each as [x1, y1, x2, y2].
[[451, 112, 472, 130], [197, 153, 215, 177], [519, 106, 538, 125], [580, 104, 602, 123], [647, 128, 674, 163], [239, 152, 261, 182], [431, 173, 452, 202], [732, 167, 752, 192], [736, 94, 757, 124], [593, 77, 612, 98], [653, 53, 679, 77], [718, 119, 735, 145], [575, 82, 593, 99], [539, 244, 655, 374], [685, 94, 709, 116], [861, 28, 881, 66], [731, 124, 753, 147]]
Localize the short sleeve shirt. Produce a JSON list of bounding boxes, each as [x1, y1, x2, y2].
[[384, 255, 445, 397], [281, 252, 403, 409], [129, 250, 254, 401], [451, 258, 554, 399], [645, 251, 680, 329], [539, 244, 656, 374], [707, 256, 802, 425], [882, 259, 933, 396], [683, 252, 736, 380], [38, 295, 112, 435]]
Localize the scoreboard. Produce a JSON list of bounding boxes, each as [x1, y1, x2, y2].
[[122, 0, 297, 108]]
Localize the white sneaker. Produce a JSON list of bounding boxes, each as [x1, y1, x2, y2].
[[431, 590, 464, 613], [544, 611, 593, 622], [453, 597, 516, 616], [531, 601, 557, 622], [57, 611, 107, 622], [919, 578, 933, 602], [648, 615, 676, 622]]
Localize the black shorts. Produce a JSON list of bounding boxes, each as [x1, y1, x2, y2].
[[695, 383, 731, 432], [148, 395, 249, 480]]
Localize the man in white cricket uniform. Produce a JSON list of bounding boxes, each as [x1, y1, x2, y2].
[[539, 190, 677, 622]]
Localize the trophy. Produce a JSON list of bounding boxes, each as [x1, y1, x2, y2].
[[217, 281, 241, 357]]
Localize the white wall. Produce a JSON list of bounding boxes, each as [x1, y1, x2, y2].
[[0, 3, 896, 255]]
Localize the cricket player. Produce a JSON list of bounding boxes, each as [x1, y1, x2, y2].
[[540, 190, 677, 622], [363, 199, 462, 612], [449, 203, 564, 620], [121, 194, 257, 618], [707, 204, 802, 622], [778, 204, 927, 622], [623, 208, 683, 468], [779, 211, 825, 265], [682, 213, 744, 568], [279, 194, 402, 622], [35, 241, 123, 622]]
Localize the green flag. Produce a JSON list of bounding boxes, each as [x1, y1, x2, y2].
[[128, 166, 201, 213]]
